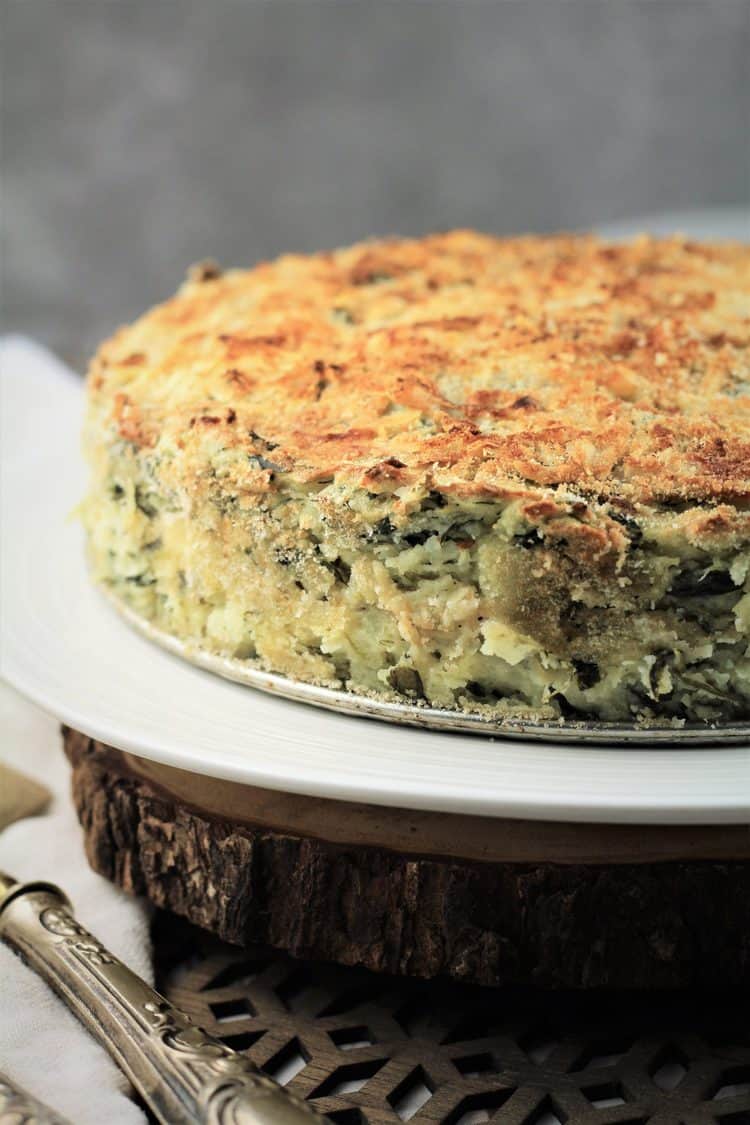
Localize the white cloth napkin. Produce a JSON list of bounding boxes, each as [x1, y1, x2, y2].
[[0, 680, 151, 1125]]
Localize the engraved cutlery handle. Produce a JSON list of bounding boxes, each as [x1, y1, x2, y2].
[[0, 876, 322, 1125]]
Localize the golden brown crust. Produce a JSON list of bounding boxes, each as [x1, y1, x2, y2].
[[89, 231, 750, 506]]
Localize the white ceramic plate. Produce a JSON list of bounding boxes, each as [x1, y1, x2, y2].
[[2, 328, 749, 826]]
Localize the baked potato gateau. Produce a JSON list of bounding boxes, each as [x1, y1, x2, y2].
[[83, 232, 750, 724]]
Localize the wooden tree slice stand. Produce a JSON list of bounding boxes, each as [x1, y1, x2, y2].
[[63, 727, 750, 990]]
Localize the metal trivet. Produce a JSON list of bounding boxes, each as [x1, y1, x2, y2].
[[154, 914, 750, 1125]]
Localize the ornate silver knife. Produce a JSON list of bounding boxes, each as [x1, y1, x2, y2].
[[0, 871, 323, 1125]]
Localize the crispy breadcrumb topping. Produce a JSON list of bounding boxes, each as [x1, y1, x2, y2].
[[89, 231, 750, 505]]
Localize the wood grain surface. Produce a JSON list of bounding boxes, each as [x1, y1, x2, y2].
[[64, 727, 750, 990]]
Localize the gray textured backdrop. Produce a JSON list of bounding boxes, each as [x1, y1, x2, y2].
[[2, 0, 749, 368]]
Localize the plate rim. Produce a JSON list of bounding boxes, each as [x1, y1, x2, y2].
[[7, 646, 750, 825]]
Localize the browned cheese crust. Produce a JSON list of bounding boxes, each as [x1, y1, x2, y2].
[[83, 232, 750, 725], [91, 231, 750, 507]]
